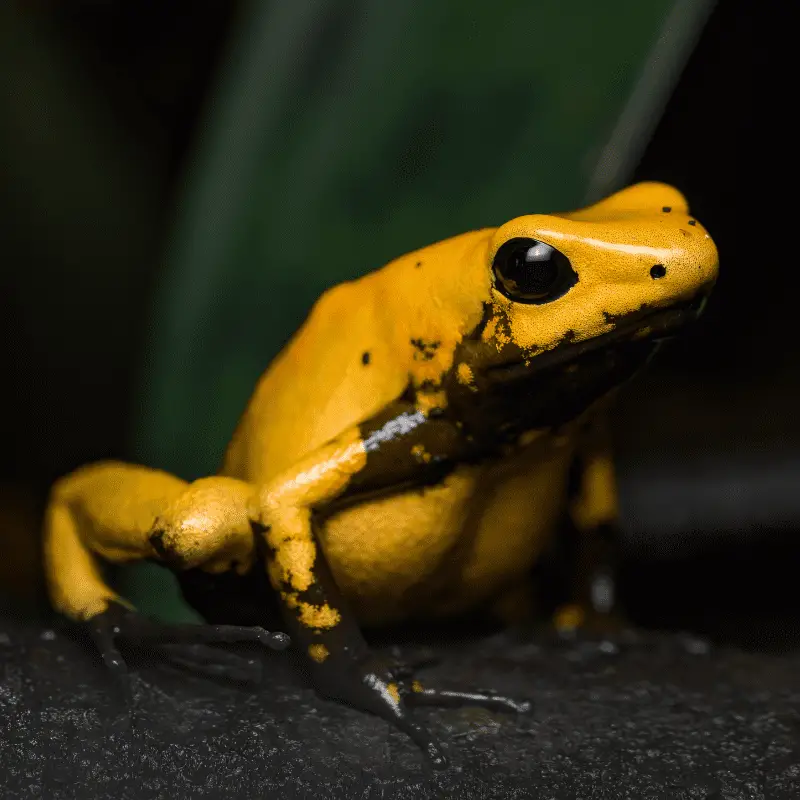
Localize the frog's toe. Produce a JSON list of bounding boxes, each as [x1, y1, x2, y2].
[[386, 652, 440, 681], [402, 683, 531, 714], [391, 715, 449, 769], [384, 653, 530, 715], [159, 643, 262, 683], [85, 602, 284, 690], [548, 604, 640, 649], [85, 603, 137, 705]]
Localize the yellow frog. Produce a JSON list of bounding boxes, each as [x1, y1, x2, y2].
[[43, 182, 718, 766]]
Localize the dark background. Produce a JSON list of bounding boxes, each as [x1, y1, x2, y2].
[[0, 0, 795, 647]]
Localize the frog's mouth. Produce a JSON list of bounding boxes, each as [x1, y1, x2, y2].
[[486, 292, 709, 385]]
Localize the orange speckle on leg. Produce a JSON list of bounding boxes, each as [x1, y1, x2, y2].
[[553, 603, 585, 632], [307, 643, 330, 663]]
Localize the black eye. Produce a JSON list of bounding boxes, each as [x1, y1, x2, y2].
[[492, 237, 577, 304]]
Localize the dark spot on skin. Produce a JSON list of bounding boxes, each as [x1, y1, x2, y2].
[[362, 351, 371, 365], [410, 338, 441, 361], [688, 219, 697, 226], [149, 530, 167, 557], [650, 264, 667, 279], [249, 520, 274, 558], [400, 384, 416, 404], [680, 229, 689, 237], [415, 261, 422, 268], [603, 303, 653, 327], [547, 329, 578, 350], [465, 302, 502, 341], [662, 206, 671, 212]]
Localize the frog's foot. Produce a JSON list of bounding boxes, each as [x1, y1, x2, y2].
[[310, 656, 530, 769], [86, 601, 290, 699], [157, 643, 264, 683], [549, 603, 639, 648]]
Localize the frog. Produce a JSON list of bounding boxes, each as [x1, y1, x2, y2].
[[43, 182, 718, 767]]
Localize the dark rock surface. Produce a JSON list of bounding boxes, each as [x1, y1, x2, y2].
[[2, 617, 800, 799]]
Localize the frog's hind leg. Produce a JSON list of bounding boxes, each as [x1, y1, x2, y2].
[[43, 473, 288, 696], [551, 414, 630, 639]]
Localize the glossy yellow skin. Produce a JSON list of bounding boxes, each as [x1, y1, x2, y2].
[[44, 182, 718, 641], [45, 462, 255, 620], [224, 181, 718, 627]]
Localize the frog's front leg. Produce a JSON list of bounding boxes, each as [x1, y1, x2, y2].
[[252, 404, 529, 767]]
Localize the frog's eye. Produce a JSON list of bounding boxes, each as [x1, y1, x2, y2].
[[492, 237, 577, 304]]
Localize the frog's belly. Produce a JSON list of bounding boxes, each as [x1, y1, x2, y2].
[[320, 435, 576, 626]]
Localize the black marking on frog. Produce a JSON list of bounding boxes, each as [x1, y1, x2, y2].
[[602, 304, 653, 327], [410, 338, 441, 361], [343, 291, 709, 512], [149, 529, 167, 557]]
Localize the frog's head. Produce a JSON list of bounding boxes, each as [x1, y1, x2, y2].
[[148, 477, 253, 572], [451, 182, 718, 420]]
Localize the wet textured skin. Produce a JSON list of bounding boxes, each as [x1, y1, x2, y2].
[[2, 619, 800, 799], [41, 182, 719, 764]]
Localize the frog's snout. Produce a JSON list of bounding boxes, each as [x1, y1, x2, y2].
[[652, 222, 719, 297]]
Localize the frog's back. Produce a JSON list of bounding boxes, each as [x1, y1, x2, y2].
[[222, 229, 492, 484], [221, 279, 398, 483]]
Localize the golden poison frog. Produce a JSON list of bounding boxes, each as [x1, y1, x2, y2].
[[43, 182, 718, 767]]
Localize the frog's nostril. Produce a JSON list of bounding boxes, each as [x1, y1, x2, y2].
[[650, 264, 667, 280]]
